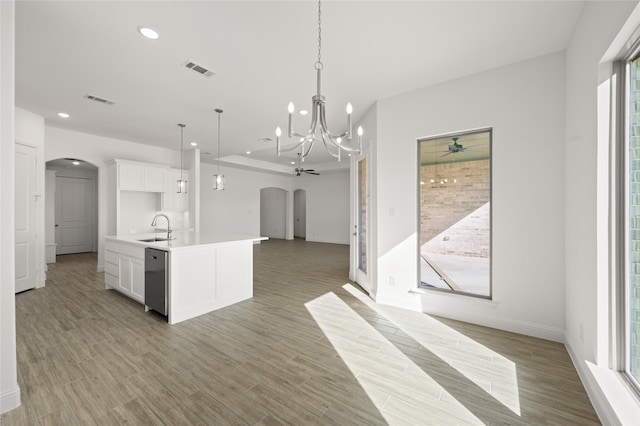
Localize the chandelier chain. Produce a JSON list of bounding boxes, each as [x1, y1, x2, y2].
[[317, 0, 322, 68]]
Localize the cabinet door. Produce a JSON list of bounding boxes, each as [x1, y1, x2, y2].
[[130, 257, 145, 303], [118, 254, 131, 293], [119, 164, 145, 191], [145, 167, 165, 192]]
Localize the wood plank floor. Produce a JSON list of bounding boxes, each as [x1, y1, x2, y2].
[[2, 239, 599, 425]]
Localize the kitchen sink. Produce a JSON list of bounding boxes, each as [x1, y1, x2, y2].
[[138, 237, 170, 242]]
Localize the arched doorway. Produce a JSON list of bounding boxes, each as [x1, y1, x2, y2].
[[293, 189, 306, 239], [260, 187, 287, 239], [45, 158, 99, 259]]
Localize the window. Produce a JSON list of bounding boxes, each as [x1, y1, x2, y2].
[[417, 129, 492, 298], [624, 55, 640, 389]]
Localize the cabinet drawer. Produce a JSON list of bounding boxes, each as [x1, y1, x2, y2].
[[105, 240, 118, 253], [105, 261, 119, 277], [118, 243, 145, 259], [105, 273, 118, 289], [105, 250, 118, 265]]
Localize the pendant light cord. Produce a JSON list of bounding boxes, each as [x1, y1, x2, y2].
[[177, 123, 186, 188], [215, 109, 223, 174], [180, 125, 184, 182]]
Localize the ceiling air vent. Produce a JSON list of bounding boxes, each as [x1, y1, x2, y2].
[[182, 60, 215, 78], [84, 94, 115, 105]]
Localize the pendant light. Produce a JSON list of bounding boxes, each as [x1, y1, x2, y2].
[[177, 123, 187, 193], [213, 109, 225, 191]]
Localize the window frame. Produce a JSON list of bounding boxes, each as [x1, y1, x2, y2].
[[617, 43, 640, 396], [416, 127, 493, 300]]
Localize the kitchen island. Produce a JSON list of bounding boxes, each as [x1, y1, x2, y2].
[[104, 231, 267, 324]]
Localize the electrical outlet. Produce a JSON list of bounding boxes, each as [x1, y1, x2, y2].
[[389, 276, 395, 286]]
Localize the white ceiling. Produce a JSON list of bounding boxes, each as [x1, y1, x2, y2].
[[15, 1, 584, 172]]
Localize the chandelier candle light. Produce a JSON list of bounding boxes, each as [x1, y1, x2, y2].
[[177, 123, 187, 194], [275, 0, 363, 161], [213, 108, 225, 191]]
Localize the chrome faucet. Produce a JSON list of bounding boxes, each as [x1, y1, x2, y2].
[[151, 214, 172, 240]]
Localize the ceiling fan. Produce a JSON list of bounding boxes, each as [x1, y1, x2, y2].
[[294, 152, 319, 176], [441, 137, 479, 157]]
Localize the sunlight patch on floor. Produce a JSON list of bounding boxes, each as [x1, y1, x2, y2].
[[305, 292, 484, 425], [342, 284, 521, 416]]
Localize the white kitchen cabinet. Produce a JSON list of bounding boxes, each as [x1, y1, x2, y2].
[[117, 161, 166, 192], [104, 241, 146, 304], [118, 163, 145, 191], [161, 168, 189, 211], [144, 167, 166, 192], [118, 254, 131, 293], [130, 257, 145, 301]]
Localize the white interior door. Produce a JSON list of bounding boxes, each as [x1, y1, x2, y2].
[[55, 176, 95, 255], [294, 189, 306, 239], [354, 156, 370, 292], [15, 144, 37, 293]]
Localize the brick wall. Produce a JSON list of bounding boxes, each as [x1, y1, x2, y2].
[[420, 159, 490, 258], [630, 57, 640, 380]]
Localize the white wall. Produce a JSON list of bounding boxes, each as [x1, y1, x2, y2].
[[260, 187, 287, 239], [565, 1, 640, 424], [0, 0, 20, 413], [199, 162, 351, 245], [373, 52, 567, 340], [293, 170, 350, 244], [200, 163, 292, 237], [45, 126, 181, 271]]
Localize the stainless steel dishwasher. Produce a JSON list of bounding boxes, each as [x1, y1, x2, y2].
[[145, 247, 168, 316]]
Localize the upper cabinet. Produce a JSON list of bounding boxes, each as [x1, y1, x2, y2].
[[105, 157, 195, 237], [117, 160, 167, 192]]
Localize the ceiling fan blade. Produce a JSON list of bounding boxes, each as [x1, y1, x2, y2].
[[305, 171, 320, 175], [440, 152, 452, 157]]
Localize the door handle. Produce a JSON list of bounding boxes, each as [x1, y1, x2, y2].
[[55, 224, 59, 227]]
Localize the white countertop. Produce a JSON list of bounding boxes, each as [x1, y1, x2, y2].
[[105, 231, 267, 251]]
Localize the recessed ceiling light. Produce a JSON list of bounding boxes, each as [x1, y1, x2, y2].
[[299, 110, 308, 116], [138, 26, 159, 40], [246, 151, 251, 155], [290, 161, 295, 165], [72, 161, 80, 166], [57, 112, 70, 118], [190, 142, 198, 147]]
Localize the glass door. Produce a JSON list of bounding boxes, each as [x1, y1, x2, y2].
[[355, 156, 370, 291]]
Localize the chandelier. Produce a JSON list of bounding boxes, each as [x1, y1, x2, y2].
[[275, 0, 362, 162]]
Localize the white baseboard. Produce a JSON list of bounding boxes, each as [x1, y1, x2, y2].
[[565, 341, 640, 426], [97, 263, 104, 273], [0, 385, 21, 414], [305, 237, 349, 245], [418, 299, 565, 342]]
